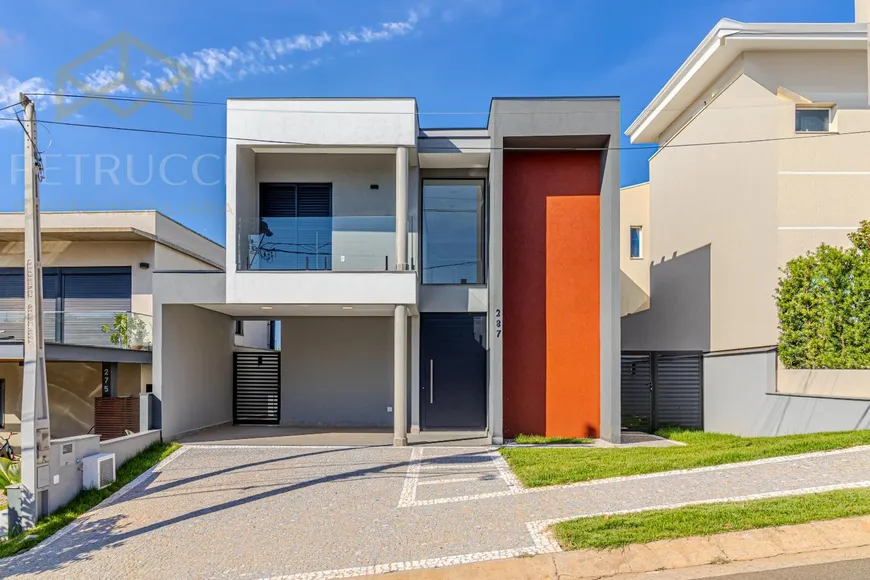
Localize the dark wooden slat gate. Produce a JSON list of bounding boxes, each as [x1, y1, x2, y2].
[[233, 352, 281, 425], [621, 351, 704, 432]]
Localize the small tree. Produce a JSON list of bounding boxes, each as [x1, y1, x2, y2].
[[101, 313, 149, 349], [776, 221, 870, 369]]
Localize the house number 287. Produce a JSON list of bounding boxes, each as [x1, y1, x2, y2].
[[495, 309, 502, 338]]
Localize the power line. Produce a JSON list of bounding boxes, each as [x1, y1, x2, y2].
[[1, 115, 868, 153], [27, 91, 809, 115], [0, 102, 21, 113]]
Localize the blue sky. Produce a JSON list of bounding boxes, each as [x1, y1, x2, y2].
[[0, 0, 856, 244]]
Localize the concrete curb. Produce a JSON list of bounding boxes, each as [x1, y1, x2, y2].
[[367, 516, 870, 579]]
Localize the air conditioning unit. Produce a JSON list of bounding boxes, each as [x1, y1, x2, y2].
[[82, 453, 116, 490]]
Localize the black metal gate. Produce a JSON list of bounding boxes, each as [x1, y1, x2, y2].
[[233, 352, 281, 425], [621, 351, 703, 432]]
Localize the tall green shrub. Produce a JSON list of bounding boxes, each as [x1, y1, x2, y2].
[[776, 221, 870, 369]]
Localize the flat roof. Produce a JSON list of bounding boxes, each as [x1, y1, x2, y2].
[[0, 210, 225, 269]]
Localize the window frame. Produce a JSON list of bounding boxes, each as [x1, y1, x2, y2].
[[794, 106, 833, 133], [420, 178, 488, 286], [629, 226, 643, 260]]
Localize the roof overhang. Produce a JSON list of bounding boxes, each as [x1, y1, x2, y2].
[[0, 226, 156, 243], [417, 130, 490, 169], [626, 19, 868, 144]]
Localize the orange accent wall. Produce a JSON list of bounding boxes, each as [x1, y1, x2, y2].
[[503, 151, 601, 438]]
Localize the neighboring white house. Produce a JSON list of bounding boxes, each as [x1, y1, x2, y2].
[[622, 3, 870, 435], [0, 210, 272, 442]]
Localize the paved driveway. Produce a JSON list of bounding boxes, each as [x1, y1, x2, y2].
[[1, 444, 869, 579]]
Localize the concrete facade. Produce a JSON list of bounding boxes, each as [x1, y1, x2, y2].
[[704, 349, 870, 436], [154, 96, 622, 444], [624, 12, 870, 435], [281, 317, 394, 427]]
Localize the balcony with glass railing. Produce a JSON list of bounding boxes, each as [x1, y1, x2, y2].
[[0, 311, 153, 350], [236, 216, 418, 273]]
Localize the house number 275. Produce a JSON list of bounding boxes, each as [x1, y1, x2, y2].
[[495, 309, 502, 338]]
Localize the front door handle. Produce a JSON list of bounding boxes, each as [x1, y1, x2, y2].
[[429, 359, 434, 404]]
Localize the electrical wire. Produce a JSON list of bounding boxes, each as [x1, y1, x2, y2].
[[26, 91, 807, 115], [1, 115, 866, 153]]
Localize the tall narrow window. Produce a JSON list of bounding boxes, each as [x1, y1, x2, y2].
[[422, 179, 485, 284], [630, 226, 643, 259], [235, 321, 244, 336], [255, 183, 332, 270]]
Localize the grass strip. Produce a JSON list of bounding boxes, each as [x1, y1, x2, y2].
[[0, 441, 180, 559], [552, 487, 870, 550], [501, 429, 870, 487], [513, 434, 593, 445]]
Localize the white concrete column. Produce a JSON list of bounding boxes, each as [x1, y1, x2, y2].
[[395, 146, 409, 270], [393, 305, 408, 446]]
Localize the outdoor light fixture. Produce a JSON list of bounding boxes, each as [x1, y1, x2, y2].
[[260, 306, 273, 310], [139, 262, 150, 269], [342, 306, 354, 310]]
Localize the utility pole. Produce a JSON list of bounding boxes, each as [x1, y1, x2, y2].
[[19, 93, 51, 529]]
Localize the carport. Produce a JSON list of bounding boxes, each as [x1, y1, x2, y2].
[[153, 271, 483, 445]]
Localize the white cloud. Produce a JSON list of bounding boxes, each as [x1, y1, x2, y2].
[[0, 75, 51, 108], [339, 11, 419, 44], [3, 8, 425, 122]]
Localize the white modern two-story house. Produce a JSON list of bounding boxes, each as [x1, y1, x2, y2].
[[153, 96, 622, 445]]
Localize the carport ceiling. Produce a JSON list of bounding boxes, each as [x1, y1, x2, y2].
[[195, 304, 397, 317]]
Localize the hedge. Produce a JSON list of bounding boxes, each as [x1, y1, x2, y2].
[[776, 221, 870, 369]]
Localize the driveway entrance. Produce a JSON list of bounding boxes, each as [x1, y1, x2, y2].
[[2, 444, 869, 579]]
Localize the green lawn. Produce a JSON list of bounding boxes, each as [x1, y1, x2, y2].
[[0, 441, 180, 559], [553, 487, 870, 550], [500, 429, 870, 488], [513, 434, 593, 445]]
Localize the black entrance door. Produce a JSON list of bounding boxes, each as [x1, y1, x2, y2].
[[420, 314, 487, 430]]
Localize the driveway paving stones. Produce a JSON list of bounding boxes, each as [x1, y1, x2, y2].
[[1, 444, 868, 579]]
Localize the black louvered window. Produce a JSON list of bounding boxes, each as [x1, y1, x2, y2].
[[254, 183, 332, 270]]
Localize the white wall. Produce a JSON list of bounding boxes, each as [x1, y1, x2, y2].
[[234, 320, 272, 350], [159, 304, 234, 438], [620, 183, 650, 316], [281, 317, 394, 427], [226, 99, 417, 148]]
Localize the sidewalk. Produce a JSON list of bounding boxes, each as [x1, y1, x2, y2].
[[370, 516, 870, 579]]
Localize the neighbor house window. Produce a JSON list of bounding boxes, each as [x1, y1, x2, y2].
[[795, 108, 831, 132], [422, 179, 486, 284], [235, 321, 244, 336], [630, 226, 643, 259]]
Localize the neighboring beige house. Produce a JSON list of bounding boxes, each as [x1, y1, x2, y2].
[[620, 182, 650, 316], [622, 4, 870, 435], [0, 210, 272, 441]]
